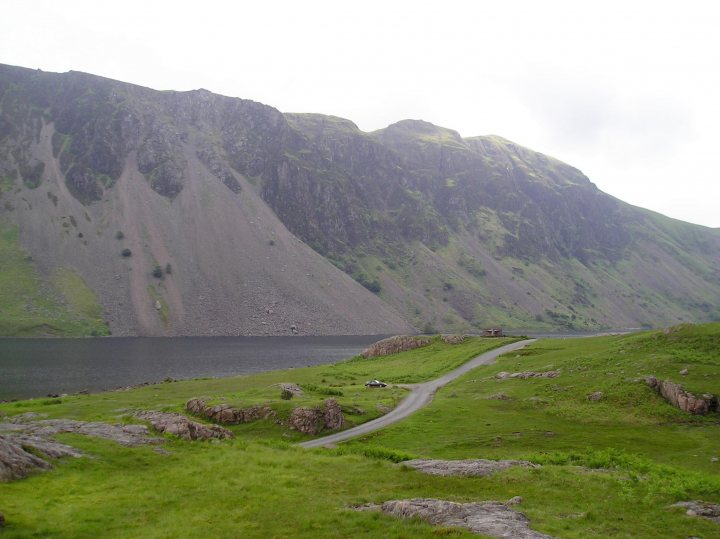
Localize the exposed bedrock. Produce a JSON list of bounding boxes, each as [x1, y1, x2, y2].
[[370, 498, 557, 538], [645, 376, 717, 415], [402, 458, 539, 477], [135, 411, 233, 440]]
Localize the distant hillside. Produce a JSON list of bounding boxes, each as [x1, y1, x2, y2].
[[0, 63, 718, 335]]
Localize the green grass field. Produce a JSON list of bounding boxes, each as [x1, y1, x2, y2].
[[1, 327, 719, 538]]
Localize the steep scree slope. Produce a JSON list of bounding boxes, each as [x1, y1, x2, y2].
[[0, 64, 718, 335]]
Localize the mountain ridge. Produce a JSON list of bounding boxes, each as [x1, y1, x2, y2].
[[1, 63, 718, 335]]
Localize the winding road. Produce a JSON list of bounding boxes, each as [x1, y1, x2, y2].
[[299, 339, 536, 448]]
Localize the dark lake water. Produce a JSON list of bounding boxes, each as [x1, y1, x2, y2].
[[0, 335, 386, 401]]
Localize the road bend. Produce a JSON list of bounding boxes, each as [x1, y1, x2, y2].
[[299, 339, 536, 449]]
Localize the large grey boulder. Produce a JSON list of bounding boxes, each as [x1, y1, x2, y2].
[[322, 399, 346, 431], [403, 459, 539, 477], [0, 417, 159, 446], [0, 434, 81, 482], [288, 406, 323, 435], [672, 501, 720, 523], [289, 398, 346, 435], [378, 498, 557, 538], [135, 411, 232, 441], [186, 398, 276, 424]]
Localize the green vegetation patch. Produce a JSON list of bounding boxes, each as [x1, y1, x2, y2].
[[0, 224, 109, 336], [53, 268, 105, 323], [0, 171, 17, 193]]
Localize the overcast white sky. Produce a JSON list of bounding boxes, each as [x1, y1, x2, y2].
[[3, 0, 719, 227]]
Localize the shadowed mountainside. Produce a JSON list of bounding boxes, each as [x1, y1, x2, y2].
[[0, 63, 718, 335]]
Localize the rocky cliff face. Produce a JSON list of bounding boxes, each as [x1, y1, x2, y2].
[[1, 63, 718, 335], [0, 64, 413, 336], [268, 114, 720, 331]]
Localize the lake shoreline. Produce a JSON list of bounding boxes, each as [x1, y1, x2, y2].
[[0, 335, 388, 401]]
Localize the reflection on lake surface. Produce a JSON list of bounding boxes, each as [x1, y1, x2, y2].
[[0, 335, 385, 400]]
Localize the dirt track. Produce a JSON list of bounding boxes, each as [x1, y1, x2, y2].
[[299, 339, 536, 448]]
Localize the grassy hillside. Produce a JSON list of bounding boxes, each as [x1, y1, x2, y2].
[[1, 326, 719, 537], [359, 324, 720, 468], [0, 223, 109, 336]]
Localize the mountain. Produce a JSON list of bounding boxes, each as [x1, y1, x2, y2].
[[0, 65, 412, 336], [0, 63, 718, 336]]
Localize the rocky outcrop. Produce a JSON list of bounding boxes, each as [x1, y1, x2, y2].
[[135, 411, 232, 441], [495, 371, 560, 380], [486, 393, 512, 400], [671, 501, 720, 523], [1, 435, 53, 481], [645, 377, 717, 415], [1, 434, 82, 482], [0, 417, 160, 446], [587, 391, 604, 401], [288, 407, 323, 435], [361, 335, 432, 358], [402, 459, 539, 477], [278, 383, 304, 396], [322, 398, 346, 430], [289, 399, 346, 435], [196, 144, 242, 193], [186, 398, 277, 424], [440, 334, 466, 344], [371, 498, 556, 538]]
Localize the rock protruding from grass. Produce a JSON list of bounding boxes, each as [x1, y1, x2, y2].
[[135, 412, 233, 441], [441, 334, 466, 344], [186, 398, 276, 424], [485, 393, 512, 401], [486, 393, 512, 400], [645, 376, 718, 415], [289, 399, 346, 435], [495, 371, 560, 380], [0, 417, 159, 447], [1, 434, 81, 482], [360, 335, 432, 358], [403, 459, 539, 477], [278, 383, 303, 396], [0, 415, 163, 482], [376, 498, 557, 538], [671, 501, 720, 523]]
